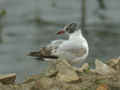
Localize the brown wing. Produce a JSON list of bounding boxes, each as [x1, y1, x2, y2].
[[28, 47, 58, 59]]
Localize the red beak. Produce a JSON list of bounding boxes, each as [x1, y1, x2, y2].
[[56, 30, 65, 35]]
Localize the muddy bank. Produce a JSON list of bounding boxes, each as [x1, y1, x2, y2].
[[0, 58, 120, 90]]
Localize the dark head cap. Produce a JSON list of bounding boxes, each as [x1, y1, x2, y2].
[[56, 23, 78, 35], [64, 23, 77, 34]]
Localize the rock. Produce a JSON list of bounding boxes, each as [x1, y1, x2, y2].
[[46, 68, 58, 77], [106, 57, 120, 71], [45, 62, 58, 77], [0, 73, 16, 84], [56, 60, 80, 82], [74, 63, 89, 72], [96, 84, 109, 90], [92, 59, 116, 75], [0, 58, 120, 90], [31, 77, 54, 90]]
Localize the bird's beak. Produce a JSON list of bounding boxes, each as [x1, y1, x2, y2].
[[56, 30, 65, 35]]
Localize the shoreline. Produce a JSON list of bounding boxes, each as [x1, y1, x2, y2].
[[0, 58, 120, 90]]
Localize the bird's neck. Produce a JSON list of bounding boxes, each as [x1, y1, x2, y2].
[[69, 30, 83, 40]]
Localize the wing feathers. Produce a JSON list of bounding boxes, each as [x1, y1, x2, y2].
[[28, 47, 58, 60]]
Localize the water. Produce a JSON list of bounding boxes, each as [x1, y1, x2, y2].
[[0, 0, 120, 82]]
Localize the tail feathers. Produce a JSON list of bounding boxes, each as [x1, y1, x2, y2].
[[28, 51, 42, 57], [28, 51, 58, 59]]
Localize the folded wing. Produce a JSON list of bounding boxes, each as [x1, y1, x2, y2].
[[28, 40, 65, 60]]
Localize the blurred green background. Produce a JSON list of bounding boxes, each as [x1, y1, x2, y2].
[[0, 0, 120, 82]]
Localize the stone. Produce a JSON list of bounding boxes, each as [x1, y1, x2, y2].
[[56, 60, 80, 82], [92, 59, 116, 75], [96, 84, 109, 90], [45, 62, 58, 77], [74, 63, 89, 72], [106, 57, 120, 71], [0, 73, 16, 84]]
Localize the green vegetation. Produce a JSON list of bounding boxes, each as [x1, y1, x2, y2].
[[0, 9, 6, 17]]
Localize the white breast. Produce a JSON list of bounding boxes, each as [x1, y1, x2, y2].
[[54, 29, 89, 64]]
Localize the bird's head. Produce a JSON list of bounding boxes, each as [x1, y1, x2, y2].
[[56, 23, 78, 35]]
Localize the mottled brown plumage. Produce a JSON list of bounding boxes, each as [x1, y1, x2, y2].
[[28, 47, 58, 60]]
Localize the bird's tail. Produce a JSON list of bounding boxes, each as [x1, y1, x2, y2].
[[27, 51, 58, 60]]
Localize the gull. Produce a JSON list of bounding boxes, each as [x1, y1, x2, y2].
[[28, 23, 89, 66]]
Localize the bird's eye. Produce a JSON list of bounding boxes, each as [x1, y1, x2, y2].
[[66, 28, 69, 31]]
